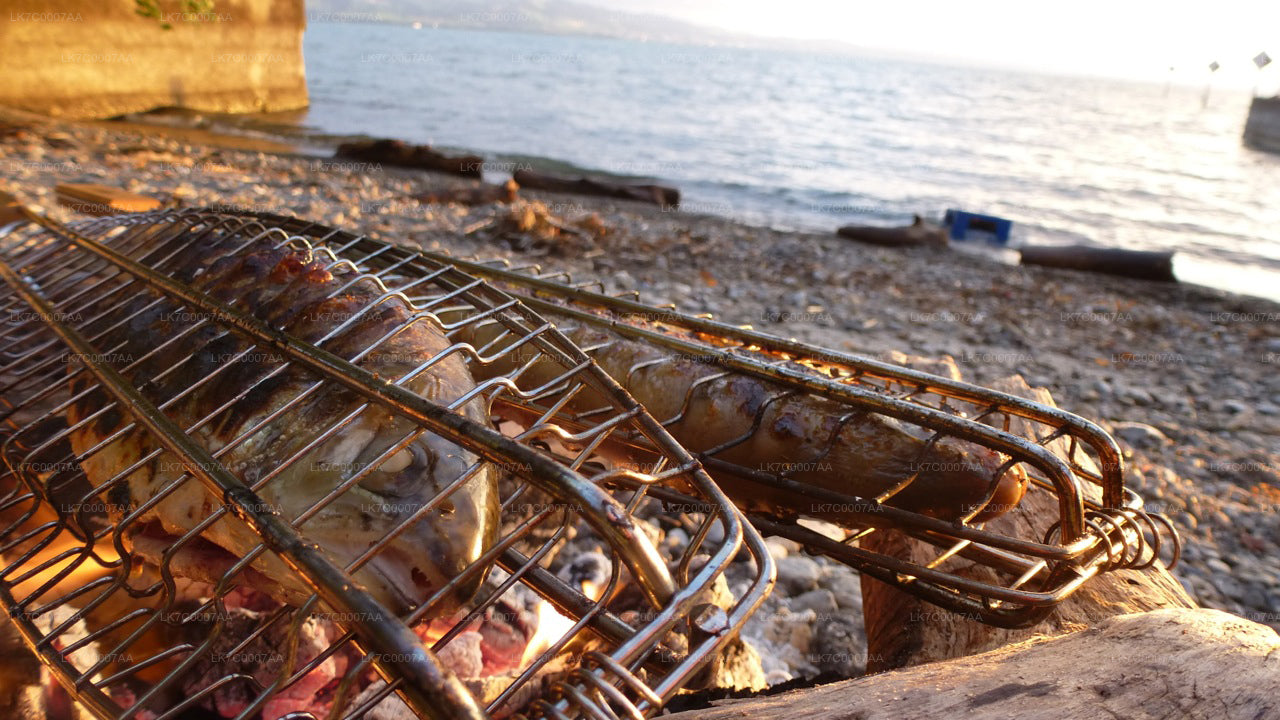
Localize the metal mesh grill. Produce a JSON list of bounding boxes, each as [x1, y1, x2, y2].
[[256, 216, 1177, 630], [0, 208, 773, 720]]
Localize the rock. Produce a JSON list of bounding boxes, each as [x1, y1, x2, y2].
[[1206, 558, 1232, 576], [1223, 399, 1249, 415], [765, 537, 794, 560], [776, 555, 821, 594], [790, 589, 838, 615], [700, 638, 767, 692], [809, 615, 866, 677], [826, 571, 864, 611], [1112, 421, 1169, 449], [764, 669, 793, 686]]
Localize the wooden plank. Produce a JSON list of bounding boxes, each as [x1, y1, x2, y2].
[[55, 183, 161, 216], [664, 609, 1280, 720]]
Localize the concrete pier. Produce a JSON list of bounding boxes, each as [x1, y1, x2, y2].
[[1244, 96, 1280, 154], [0, 1, 307, 119]]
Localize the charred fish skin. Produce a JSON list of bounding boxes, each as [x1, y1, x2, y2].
[[65, 240, 499, 615], [456, 310, 1024, 523]]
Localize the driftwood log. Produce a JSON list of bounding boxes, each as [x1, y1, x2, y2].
[[664, 608, 1280, 720], [512, 169, 679, 208], [1019, 245, 1176, 283], [861, 375, 1196, 671], [335, 139, 483, 178], [836, 216, 948, 248]]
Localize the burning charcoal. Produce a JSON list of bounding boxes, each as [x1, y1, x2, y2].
[[476, 594, 537, 676], [436, 631, 485, 679], [350, 683, 418, 720], [558, 551, 611, 600], [178, 607, 344, 719], [0, 617, 45, 720]]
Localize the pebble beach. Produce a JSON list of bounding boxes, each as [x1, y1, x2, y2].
[[3, 107, 1279, 683]]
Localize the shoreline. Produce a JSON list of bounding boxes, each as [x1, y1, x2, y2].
[[99, 105, 1280, 307], [2, 106, 1278, 634]]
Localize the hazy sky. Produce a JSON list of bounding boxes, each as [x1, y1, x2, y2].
[[582, 0, 1280, 86]]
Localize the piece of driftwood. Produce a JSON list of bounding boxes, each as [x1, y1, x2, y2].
[[1019, 245, 1176, 282], [414, 178, 518, 205], [664, 608, 1280, 720], [861, 375, 1195, 672], [837, 216, 948, 248], [55, 183, 161, 216], [335, 139, 483, 178], [512, 169, 679, 208], [1, 190, 24, 225]]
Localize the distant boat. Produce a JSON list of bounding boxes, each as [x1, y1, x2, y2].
[[1244, 95, 1280, 154], [411, 21, 423, 30]]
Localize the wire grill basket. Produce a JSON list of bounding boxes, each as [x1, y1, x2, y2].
[[0, 208, 773, 720], [264, 216, 1178, 630]]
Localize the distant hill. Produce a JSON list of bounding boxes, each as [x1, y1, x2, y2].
[[303, 0, 860, 53]]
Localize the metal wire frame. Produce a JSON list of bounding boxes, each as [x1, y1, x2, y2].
[[227, 213, 1177, 630], [0, 208, 774, 720]]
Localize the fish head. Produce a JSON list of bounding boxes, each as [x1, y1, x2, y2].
[[351, 423, 501, 616], [255, 408, 501, 618]]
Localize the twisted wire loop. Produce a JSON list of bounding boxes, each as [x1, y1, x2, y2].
[[0, 208, 772, 720], [511, 651, 656, 720]]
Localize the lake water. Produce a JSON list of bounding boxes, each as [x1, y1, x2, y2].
[[292, 23, 1280, 302]]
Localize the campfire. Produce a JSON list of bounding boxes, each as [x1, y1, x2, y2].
[[0, 208, 1176, 720]]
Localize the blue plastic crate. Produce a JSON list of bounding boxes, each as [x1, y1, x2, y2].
[[944, 209, 1013, 245]]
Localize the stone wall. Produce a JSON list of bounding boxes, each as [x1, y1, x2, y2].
[[1244, 96, 1280, 154], [0, 0, 307, 119]]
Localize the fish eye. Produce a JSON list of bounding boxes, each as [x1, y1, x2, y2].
[[378, 448, 414, 474], [360, 443, 434, 498]]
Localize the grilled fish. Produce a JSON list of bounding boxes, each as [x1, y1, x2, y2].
[[66, 239, 498, 615], [453, 305, 1025, 523]]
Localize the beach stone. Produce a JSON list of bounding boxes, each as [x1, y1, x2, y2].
[[776, 555, 821, 594], [790, 589, 838, 616], [827, 571, 864, 611], [810, 615, 865, 677], [1223, 399, 1248, 415], [764, 669, 792, 686], [764, 538, 794, 560], [1113, 421, 1169, 449]]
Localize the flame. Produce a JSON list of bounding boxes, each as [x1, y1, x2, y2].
[[519, 598, 578, 668], [1, 502, 118, 608], [519, 579, 602, 668]]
